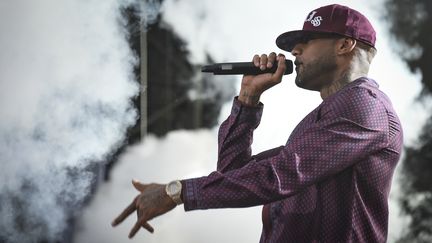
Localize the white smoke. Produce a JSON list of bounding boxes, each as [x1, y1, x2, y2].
[[73, 129, 262, 243], [0, 0, 159, 242]]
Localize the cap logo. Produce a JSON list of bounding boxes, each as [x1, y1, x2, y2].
[[305, 11, 323, 27]]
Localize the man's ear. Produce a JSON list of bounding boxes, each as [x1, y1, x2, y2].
[[336, 38, 356, 55]]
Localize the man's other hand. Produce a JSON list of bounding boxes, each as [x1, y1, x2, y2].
[[111, 180, 176, 238]]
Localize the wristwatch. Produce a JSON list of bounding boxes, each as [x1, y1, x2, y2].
[[165, 180, 183, 205]]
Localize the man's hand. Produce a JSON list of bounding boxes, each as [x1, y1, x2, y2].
[[111, 180, 177, 238], [239, 53, 286, 106]]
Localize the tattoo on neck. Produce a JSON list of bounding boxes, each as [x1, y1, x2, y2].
[[321, 72, 351, 99]]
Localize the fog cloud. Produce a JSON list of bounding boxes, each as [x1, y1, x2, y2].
[[0, 0, 159, 242]]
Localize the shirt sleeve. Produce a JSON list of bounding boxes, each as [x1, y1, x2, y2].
[[216, 97, 264, 173], [183, 87, 389, 211]]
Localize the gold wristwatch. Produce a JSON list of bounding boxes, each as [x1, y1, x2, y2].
[[165, 180, 183, 205]]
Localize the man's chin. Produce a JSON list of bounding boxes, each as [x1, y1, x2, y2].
[[295, 78, 318, 91]]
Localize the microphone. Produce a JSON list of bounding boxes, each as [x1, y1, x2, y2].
[[201, 60, 293, 75]]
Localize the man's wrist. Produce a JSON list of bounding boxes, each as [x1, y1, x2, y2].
[[238, 89, 261, 107]]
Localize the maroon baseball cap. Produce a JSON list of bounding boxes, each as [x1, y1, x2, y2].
[[276, 4, 376, 51]]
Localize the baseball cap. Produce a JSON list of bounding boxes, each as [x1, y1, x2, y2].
[[276, 4, 376, 52]]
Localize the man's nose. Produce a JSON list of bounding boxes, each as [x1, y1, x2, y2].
[[291, 44, 303, 56]]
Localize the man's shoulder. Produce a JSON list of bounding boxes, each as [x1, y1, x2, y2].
[[326, 78, 383, 109], [321, 78, 391, 127], [342, 78, 396, 112]]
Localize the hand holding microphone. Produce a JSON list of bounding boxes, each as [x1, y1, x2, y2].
[[205, 53, 289, 107]]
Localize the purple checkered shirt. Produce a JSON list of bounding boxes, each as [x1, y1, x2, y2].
[[182, 78, 403, 243]]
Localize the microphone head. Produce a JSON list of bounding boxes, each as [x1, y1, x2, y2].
[[284, 60, 293, 75]]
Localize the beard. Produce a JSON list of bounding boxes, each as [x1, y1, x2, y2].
[[295, 52, 337, 91]]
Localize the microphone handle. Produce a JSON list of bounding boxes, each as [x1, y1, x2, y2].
[[201, 60, 293, 75]]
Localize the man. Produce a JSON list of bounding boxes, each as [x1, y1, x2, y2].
[[112, 4, 403, 243]]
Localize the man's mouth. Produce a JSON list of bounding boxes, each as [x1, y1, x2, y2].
[[295, 63, 302, 72], [295, 61, 302, 72]]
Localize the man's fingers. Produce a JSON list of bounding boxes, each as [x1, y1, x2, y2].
[[260, 54, 268, 70], [129, 218, 153, 238], [132, 179, 148, 192], [267, 52, 277, 68], [252, 53, 277, 69], [128, 220, 142, 238], [111, 199, 137, 227], [142, 222, 154, 233], [253, 54, 260, 67], [272, 54, 286, 78]]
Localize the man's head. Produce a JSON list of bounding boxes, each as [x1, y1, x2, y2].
[[276, 4, 377, 91]]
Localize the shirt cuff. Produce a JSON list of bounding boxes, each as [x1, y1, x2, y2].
[[232, 97, 264, 125], [181, 177, 202, 211]]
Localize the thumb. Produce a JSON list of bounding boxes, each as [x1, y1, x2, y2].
[[132, 179, 148, 192]]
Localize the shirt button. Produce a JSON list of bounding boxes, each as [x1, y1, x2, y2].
[[368, 89, 377, 98]]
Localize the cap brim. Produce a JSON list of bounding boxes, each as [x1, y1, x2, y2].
[[276, 30, 339, 51], [277, 30, 377, 52], [276, 30, 306, 52]]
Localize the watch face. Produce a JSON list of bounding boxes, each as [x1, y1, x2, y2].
[[166, 180, 183, 204], [167, 181, 181, 194]]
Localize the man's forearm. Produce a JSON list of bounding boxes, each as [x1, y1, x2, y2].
[[216, 98, 263, 172]]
